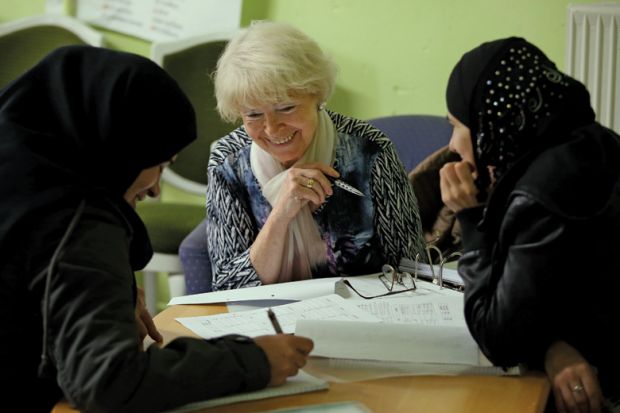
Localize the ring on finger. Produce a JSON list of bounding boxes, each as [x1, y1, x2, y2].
[[305, 178, 315, 189], [572, 384, 584, 393]]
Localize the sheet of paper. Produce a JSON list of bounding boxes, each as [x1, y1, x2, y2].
[[305, 357, 518, 383], [355, 294, 465, 326], [163, 370, 329, 412], [176, 294, 381, 339], [76, 0, 241, 42], [169, 277, 340, 305], [296, 319, 478, 365]]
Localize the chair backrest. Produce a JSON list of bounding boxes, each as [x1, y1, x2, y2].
[[368, 114, 453, 172], [151, 30, 239, 195], [0, 14, 103, 89]]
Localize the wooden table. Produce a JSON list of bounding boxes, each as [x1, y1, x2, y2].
[[153, 304, 550, 413], [55, 304, 550, 413]]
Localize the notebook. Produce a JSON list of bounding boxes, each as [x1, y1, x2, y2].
[[164, 370, 329, 412], [296, 319, 520, 376]]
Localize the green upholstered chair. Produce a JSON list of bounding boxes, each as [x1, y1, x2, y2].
[[0, 14, 103, 88], [139, 30, 238, 313]]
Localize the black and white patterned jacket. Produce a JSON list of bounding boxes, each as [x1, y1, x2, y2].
[[207, 111, 425, 290]]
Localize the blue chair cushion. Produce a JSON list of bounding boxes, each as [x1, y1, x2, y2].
[[368, 115, 453, 172], [179, 219, 212, 293]]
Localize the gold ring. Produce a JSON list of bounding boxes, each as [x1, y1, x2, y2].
[[305, 178, 315, 189], [572, 384, 584, 393]]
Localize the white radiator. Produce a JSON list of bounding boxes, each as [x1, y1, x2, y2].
[[566, 3, 620, 133]]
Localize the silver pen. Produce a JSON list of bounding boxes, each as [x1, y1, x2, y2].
[[332, 178, 364, 197]]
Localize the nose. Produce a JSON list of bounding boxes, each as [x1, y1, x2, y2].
[[448, 128, 458, 153], [263, 113, 281, 136], [147, 181, 161, 198]]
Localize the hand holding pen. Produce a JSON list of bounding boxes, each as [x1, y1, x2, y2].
[[271, 162, 364, 225], [253, 309, 314, 385], [289, 163, 362, 203]]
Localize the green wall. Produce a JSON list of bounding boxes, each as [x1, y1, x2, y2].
[[1, 0, 609, 119], [257, 0, 611, 119]]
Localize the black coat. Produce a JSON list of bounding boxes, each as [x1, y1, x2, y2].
[[0, 197, 270, 412], [0, 46, 271, 413], [456, 124, 620, 396]]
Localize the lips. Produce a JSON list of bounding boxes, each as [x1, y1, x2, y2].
[[268, 131, 295, 145]]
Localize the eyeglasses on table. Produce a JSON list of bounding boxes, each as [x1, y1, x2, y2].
[[343, 264, 417, 299]]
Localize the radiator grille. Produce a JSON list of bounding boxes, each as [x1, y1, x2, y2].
[[566, 4, 620, 133]]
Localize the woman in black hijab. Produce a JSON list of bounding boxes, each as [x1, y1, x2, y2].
[[440, 37, 620, 413], [0, 46, 312, 412]]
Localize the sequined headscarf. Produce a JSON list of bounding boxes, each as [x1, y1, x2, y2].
[[446, 37, 595, 187]]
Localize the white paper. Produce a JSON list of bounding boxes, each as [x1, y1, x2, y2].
[[163, 369, 329, 412], [169, 277, 340, 305], [355, 294, 465, 326], [176, 294, 381, 339], [76, 0, 241, 41], [296, 319, 478, 365], [307, 357, 518, 381]]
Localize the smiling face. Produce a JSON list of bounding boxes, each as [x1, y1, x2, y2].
[[123, 158, 175, 208], [241, 93, 320, 168]]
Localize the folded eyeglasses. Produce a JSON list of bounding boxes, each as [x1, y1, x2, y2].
[[343, 264, 417, 299]]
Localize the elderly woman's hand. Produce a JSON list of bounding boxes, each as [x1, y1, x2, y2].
[[272, 162, 339, 220], [439, 160, 480, 213]]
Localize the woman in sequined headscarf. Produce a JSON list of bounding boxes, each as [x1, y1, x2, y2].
[[440, 37, 620, 413]]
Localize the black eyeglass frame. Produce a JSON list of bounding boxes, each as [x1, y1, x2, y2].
[[343, 265, 417, 300]]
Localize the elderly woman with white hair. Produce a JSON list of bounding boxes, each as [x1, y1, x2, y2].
[[208, 21, 424, 290]]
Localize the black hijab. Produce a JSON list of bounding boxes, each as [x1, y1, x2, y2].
[[446, 37, 595, 189], [0, 45, 196, 258]]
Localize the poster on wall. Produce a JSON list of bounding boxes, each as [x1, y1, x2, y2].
[[76, 0, 241, 42]]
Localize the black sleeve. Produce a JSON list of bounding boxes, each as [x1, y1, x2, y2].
[[46, 206, 270, 412], [456, 197, 563, 368]]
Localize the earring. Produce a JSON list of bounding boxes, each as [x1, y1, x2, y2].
[[318, 102, 326, 111]]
